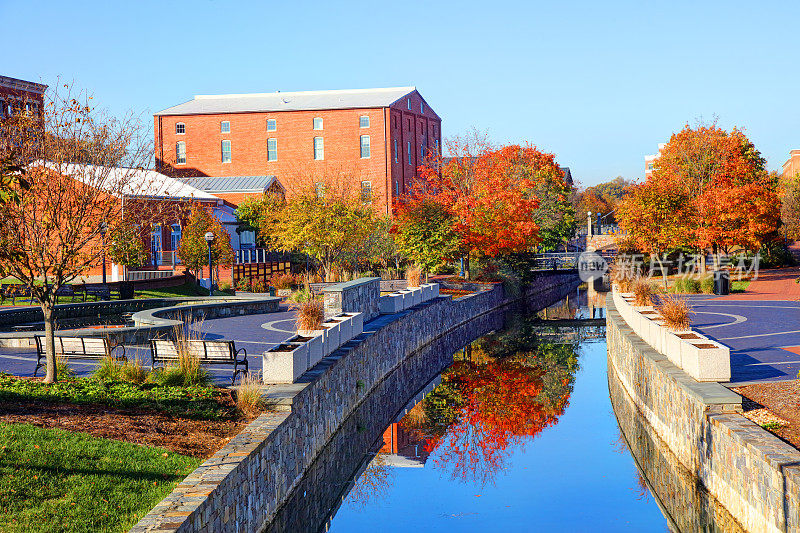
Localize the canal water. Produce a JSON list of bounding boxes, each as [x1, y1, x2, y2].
[[267, 289, 733, 532]]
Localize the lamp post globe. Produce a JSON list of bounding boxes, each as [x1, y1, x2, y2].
[[204, 232, 215, 294]]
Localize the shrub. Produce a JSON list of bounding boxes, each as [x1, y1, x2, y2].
[[235, 276, 250, 292], [56, 357, 76, 380], [656, 295, 694, 330], [235, 372, 263, 418], [632, 279, 654, 306], [406, 266, 422, 287], [218, 280, 232, 291], [296, 299, 324, 331], [686, 278, 701, 293], [672, 276, 701, 294], [93, 356, 122, 381], [120, 357, 149, 385], [700, 275, 714, 294], [251, 278, 267, 293], [149, 320, 211, 387], [289, 286, 312, 303], [609, 261, 635, 293], [271, 273, 296, 290]]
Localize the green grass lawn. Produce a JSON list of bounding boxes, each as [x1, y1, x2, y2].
[[0, 422, 200, 533], [134, 280, 235, 299], [731, 279, 750, 293]]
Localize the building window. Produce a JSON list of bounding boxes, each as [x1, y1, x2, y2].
[[175, 123, 185, 134], [421, 143, 426, 159], [221, 121, 230, 133], [407, 98, 412, 110], [315, 182, 325, 198], [361, 181, 372, 203], [267, 138, 277, 161], [420, 101, 425, 114], [151, 225, 162, 266], [267, 118, 277, 131], [360, 135, 371, 158], [395, 181, 400, 196], [359, 115, 370, 128], [434, 139, 439, 154], [313, 137, 324, 160], [239, 230, 256, 248], [407, 141, 412, 165], [313, 117, 323, 130], [170, 224, 181, 252], [393, 139, 399, 163], [176, 141, 186, 164], [221, 140, 232, 163]]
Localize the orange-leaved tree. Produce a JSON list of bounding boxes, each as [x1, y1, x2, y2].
[[0, 83, 153, 383], [618, 122, 780, 256], [410, 133, 569, 277]]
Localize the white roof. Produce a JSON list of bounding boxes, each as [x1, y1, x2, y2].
[[155, 86, 417, 116], [36, 162, 219, 201]]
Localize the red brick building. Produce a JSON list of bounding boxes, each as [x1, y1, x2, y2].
[[153, 87, 441, 213], [0, 75, 46, 120]]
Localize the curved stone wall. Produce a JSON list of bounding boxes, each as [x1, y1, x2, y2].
[[607, 294, 800, 533], [130, 271, 580, 533]]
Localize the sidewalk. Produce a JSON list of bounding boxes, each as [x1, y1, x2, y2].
[[715, 267, 800, 301]]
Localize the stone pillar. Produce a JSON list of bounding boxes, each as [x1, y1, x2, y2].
[[322, 277, 381, 321]]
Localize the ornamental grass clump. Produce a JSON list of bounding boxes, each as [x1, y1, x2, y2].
[[656, 295, 694, 331], [235, 371, 264, 418], [632, 279, 655, 306], [271, 273, 296, 290], [296, 299, 324, 332], [609, 261, 635, 293], [406, 266, 422, 288], [151, 319, 210, 387], [94, 356, 149, 385]]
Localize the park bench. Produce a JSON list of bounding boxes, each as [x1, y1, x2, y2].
[[149, 339, 248, 384], [33, 335, 126, 376], [0, 284, 31, 305], [83, 284, 111, 301], [54, 285, 83, 304]]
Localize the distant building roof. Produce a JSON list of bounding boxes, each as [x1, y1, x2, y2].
[[35, 162, 219, 201], [155, 86, 418, 116], [178, 175, 281, 193], [0, 75, 47, 94], [559, 166, 573, 185]]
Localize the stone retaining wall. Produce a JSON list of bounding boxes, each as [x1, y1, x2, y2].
[[131, 271, 580, 532], [607, 294, 800, 533]]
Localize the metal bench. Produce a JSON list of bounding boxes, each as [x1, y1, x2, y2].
[[33, 335, 126, 376], [54, 285, 83, 304], [149, 339, 248, 384], [84, 285, 111, 301], [0, 284, 31, 305]]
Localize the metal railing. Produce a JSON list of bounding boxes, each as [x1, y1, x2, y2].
[[235, 248, 289, 264]]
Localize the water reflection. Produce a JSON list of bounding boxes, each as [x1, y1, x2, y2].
[[266, 289, 677, 532]]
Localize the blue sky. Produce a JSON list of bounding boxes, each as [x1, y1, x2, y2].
[[4, 0, 799, 186]]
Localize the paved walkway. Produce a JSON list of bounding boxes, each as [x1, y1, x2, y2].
[[686, 267, 800, 385], [0, 307, 297, 384]]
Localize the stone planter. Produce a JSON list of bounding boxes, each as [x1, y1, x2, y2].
[[322, 320, 341, 355], [328, 315, 351, 344], [409, 287, 423, 306], [379, 293, 404, 314], [292, 332, 324, 368], [262, 342, 308, 384], [421, 283, 439, 301], [681, 338, 731, 382], [340, 312, 363, 338], [663, 329, 690, 367]]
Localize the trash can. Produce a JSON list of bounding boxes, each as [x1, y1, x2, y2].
[[713, 270, 730, 296]]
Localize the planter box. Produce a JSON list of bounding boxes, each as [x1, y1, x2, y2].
[[322, 320, 341, 354], [421, 283, 440, 301], [681, 338, 731, 382], [328, 315, 351, 344], [397, 290, 413, 309], [663, 329, 690, 367], [293, 332, 324, 368], [379, 293, 404, 314], [262, 342, 308, 384], [340, 312, 363, 338], [409, 287, 423, 306]]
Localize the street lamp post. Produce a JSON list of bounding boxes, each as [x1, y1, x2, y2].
[[100, 221, 108, 285], [204, 231, 215, 295]]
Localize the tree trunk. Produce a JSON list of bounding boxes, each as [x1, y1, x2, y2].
[[463, 254, 471, 280], [42, 303, 57, 383]]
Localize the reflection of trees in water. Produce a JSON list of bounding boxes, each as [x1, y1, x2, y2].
[[401, 316, 581, 486], [346, 453, 394, 510], [611, 430, 652, 502]]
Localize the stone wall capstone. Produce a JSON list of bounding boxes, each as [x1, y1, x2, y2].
[[322, 277, 381, 321]]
